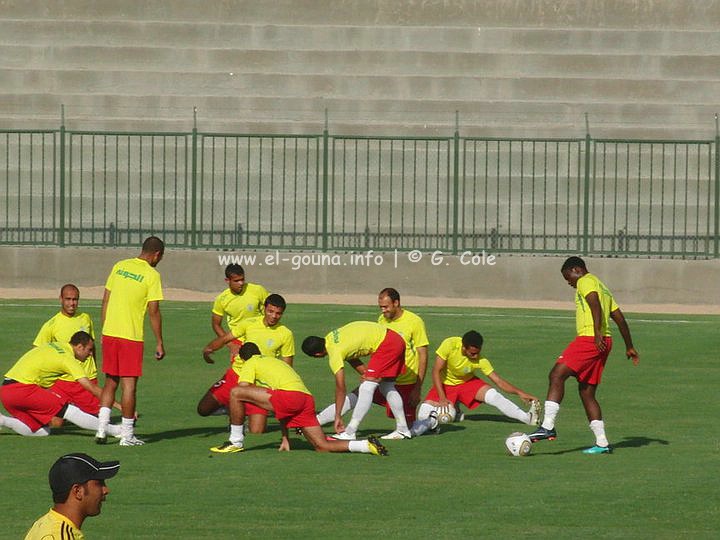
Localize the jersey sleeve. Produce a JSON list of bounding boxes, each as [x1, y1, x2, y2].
[[236, 359, 258, 384], [327, 351, 345, 374], [230, 318, 251, 339], [435, 337, 453, 360], [412, 317, 430, 348], [62, 356, 89, 381], [474, 357, 495, 377], [32, 320, 53, 347], [146, 271, 164, 302], [279, 330, 295, 357], [211, 294, 225, 317]]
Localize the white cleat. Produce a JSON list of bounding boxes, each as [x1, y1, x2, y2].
[[331, 431, 356, 440], [119, 435, 146, 446], [528, 400, 542, 426], [380, 430, 412, 440]]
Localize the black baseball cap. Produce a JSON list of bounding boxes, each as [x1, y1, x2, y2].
[[48, 453, 120, 498]]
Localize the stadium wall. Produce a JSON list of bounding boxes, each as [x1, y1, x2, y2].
[[1, 246, 718, 311]]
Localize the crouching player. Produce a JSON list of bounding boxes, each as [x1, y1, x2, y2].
[[411, 330, 540, 436], [210, 343, 387, 457]]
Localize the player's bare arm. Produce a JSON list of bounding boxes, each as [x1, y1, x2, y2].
[[282, 356, 294, 367], [100, 289, 111, 326], [279, 425, 291, 452], [610, 308, 640, 365], [147, 300, 165, 359], [333, 369, 348, 434], [584, 291, 606, 352], [211, 313, 226, 338], [431, 356, 450, 407], [202, 332, 236, 363], [487, 371, 539, 403], [410, 345, 429, 407]]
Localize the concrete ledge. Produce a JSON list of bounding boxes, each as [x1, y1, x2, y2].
[[1, 246, 717, 314]]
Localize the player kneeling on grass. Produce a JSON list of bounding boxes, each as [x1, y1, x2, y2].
[[0, 331, 122, 438], [411, 331, 541, 437], [211, 343, 388, 456]]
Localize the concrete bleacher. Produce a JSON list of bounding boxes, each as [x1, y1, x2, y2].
[[1, 0, 719, 139]]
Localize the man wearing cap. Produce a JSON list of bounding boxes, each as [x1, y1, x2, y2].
[[25, 453, 120, 539]]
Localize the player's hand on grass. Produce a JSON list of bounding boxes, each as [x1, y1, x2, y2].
[[203, 348, 215, 364], [279, 437, 291, 452]]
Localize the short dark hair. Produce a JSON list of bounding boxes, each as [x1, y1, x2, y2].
[[561, 256, 587, 272], [59, 283, 79, 296], [265, 293, 286, 311], [225, 264, 245, 278], [461, 330, 483, 349], [141, 236, 164, 254], [239, 342, 261, 360], [69, 331, 93, 346], [378, 287, 400, 302], [301, 336, 326, 356]]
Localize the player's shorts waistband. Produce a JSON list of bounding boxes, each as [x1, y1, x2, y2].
[[2, 378, 18, 386]]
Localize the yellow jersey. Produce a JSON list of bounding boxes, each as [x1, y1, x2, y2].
[[378, 309, 429, 385], [436, 337, 494, 386], [237, 355, 311, 394], [5, 343, 87, 388], [33, 311, 98, 380], [102, 257, 163, 341], [24, 509, 84, 540], [325, 321, 387, 375], [575, 273, 619, 337], [229, 316, 295, 375], [212, 283, 269, 333]]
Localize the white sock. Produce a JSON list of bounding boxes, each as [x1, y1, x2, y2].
[[589, 419, 609, 447], [106, 423, 122, 437], [1, 414, 50, 436], [316, 393, 358, 425], [348, 440, 371, 454], [484, 388, 531, 424], [230, 424, 245, 446], [63, 404, 101, 431], [97, 406, 111, 434], [541, 400, 560, 430], [410, 403, 438, 437], [346, 380, 378, 435], [120, 417, 135, 439], [379, 381, 409, 433]]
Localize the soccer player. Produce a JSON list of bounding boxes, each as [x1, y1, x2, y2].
[[199, 293, 294, 433], [95, 235, 165, 446], [0, 332, 121, 437], [24, 453, 119, 539], [528, 256, 640, 454], [211, 263, 269, 360], [315, 288, 429, 439], [302, 321, 409, 440], [210, 343, 387, 457], [411, 330, 540, 437], [33, 283, 120, 420]]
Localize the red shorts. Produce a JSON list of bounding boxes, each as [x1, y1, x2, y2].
[[229, 338, 243, 364], [0, 382, 68, 432], [424, 378, 489, 409], [557, 336, 612, 385], [366, 329, 406, 379], [51, 378, 100, 415], [268, 389, 320, 428], [102, 335, 144, 377], [209, 367, 266, 416], [373, 383, 417, 423]]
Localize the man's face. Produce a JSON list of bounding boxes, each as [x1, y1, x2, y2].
[[562, 267, 583, 289], [78, 479, 109, 517], [462, 345, 481, 360], [72, 341, 95, 362], [378, 295, 401, 321], [263, 304, 284, 327], [226, 273, 246, 294], [60, 287, 79, 317]]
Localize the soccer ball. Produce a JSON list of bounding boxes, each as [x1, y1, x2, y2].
[[505, 432, 532, 456], [436, 404, 456, 424]]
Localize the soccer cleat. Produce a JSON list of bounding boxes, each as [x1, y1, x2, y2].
[[119, 435, 146, 446], [528, 426, 557, 442], [454, 406, 465, 422], [210, 441, 245, 454], [380, 429, 412, 440], [528, 400, 542, 426], [583, 445, 613, 454], [95, 428, 107, 445], [367, 436, 388, 456], [331, 431, 356, 440]]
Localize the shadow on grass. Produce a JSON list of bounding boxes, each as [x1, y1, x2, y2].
[[142, 426, 229, 442], [539, 435, 670, 455]]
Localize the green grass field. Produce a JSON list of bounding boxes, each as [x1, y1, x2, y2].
[[1, 299, 718, 539]]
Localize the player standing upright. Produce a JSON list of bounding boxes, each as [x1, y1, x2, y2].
[[211, 264, 268, 360], [529, 256, 639, 454], [95, 236, 165, 446], [302, 321, 409, 440]]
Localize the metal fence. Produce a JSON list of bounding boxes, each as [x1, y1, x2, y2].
[[1, 119, 718, 258]]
